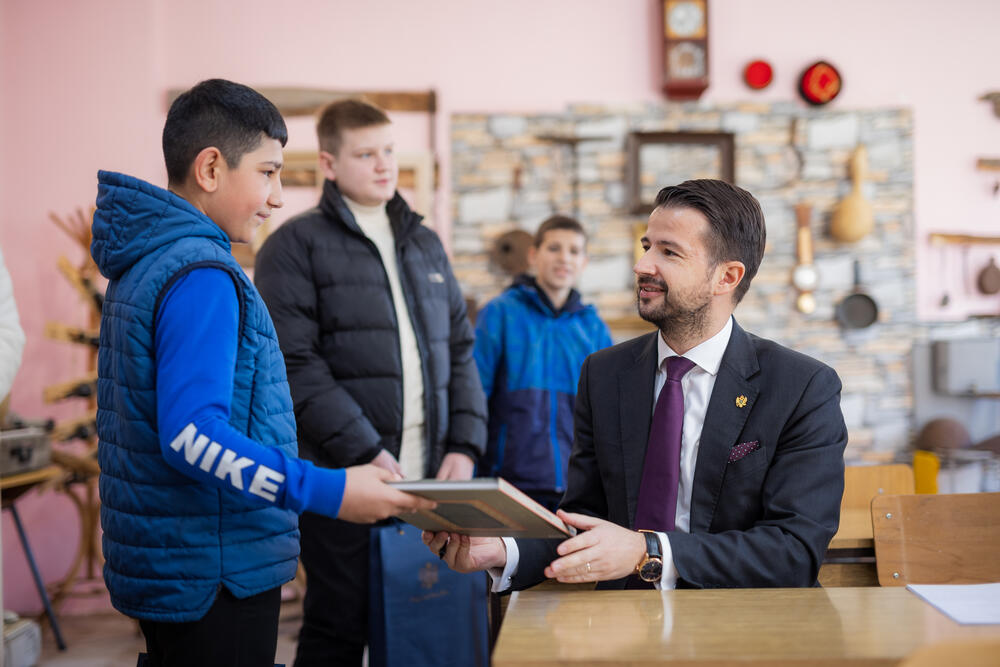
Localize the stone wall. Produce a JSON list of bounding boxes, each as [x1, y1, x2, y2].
[[450, 102, 997, 461]]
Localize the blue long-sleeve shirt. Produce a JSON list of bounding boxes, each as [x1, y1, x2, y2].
[[155, 267, 345, 516]]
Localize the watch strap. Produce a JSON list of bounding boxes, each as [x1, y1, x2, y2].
[[639, 529, 662, 560]]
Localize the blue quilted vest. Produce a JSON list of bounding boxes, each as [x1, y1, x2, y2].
[[92, 171, 299, 622]]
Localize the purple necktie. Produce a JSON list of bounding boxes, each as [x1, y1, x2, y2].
[[634, 355, 696, 532]]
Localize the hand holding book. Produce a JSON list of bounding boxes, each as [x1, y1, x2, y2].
[[388, 477, 576, 538]]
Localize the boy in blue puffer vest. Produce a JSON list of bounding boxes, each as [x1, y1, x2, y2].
[[91, 79, 434, 667], [474, 215, 613, 511]]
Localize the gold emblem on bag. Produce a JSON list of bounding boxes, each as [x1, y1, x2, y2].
[[419, 562, 439, 590]]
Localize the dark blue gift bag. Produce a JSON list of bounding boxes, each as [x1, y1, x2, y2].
[[368, 521, 489, 667]]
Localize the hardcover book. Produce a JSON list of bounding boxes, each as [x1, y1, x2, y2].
[[389, 478, 576, 538]]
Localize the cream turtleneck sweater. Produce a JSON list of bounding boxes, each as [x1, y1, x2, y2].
[[344, 195, 426, 479]]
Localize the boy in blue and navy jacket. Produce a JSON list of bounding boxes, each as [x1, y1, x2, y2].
[[474, 215, 612, 511], [91, 79, 432, 667]]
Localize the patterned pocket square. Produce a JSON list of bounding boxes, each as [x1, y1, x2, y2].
[[729, 440, 761, 463]]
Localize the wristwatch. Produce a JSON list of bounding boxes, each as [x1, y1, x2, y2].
[[636, 530, 664, 583]]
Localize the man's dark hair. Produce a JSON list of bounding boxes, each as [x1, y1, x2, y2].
[[654, 179, 766, 304], [316, 99, 391, 155], [534, 214, 587, 248], [163, 79, 288, 186]]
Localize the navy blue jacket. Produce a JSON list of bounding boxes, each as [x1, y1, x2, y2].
[[474, 276, 611, 495]]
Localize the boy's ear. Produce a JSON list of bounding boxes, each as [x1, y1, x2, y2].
[[526, 244, 538, 271], [318, 150, 337, 182], [191, 147, 225, 193]]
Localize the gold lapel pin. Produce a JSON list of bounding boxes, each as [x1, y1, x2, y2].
[[735, 395, 748, 408]]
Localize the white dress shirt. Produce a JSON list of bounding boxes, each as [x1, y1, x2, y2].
[[490, 317, 734, 592], [344, 196, 426, 479]]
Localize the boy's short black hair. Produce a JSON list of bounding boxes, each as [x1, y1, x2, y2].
[[534, 214, 587, 248], [163, 79, 288, 186], [654, 179, 766, 304]]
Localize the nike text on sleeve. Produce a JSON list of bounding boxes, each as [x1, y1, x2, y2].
[[169, 422, 287, 502]]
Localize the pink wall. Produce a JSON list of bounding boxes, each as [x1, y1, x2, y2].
[[2, 0, 998, 613]]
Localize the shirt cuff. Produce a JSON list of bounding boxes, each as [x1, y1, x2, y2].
[[653, 531, 679, 590], [488, 537, 519, 593]]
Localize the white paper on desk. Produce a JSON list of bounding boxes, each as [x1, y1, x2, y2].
[[906, 583, 1000, 624]]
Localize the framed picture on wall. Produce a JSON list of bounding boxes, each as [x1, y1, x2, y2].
[[625, 131, 735, 214]]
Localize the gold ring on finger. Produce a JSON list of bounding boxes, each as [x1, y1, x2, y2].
[[586, 562, 592, 574]]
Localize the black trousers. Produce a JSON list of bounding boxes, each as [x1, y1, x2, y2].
[[294, 512, 372, 667], [138, 586, 281, 667]]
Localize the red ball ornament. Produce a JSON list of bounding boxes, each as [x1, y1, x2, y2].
[[799, 61, 842, 106], [743, 60, 773, 90]]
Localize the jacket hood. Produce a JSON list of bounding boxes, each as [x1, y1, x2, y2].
[[510, 273, 585, 316], [318, 179, 423, 242], [91, 171, 230, 280]]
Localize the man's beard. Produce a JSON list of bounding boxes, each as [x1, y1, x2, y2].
[[636, 279, 711, 341]]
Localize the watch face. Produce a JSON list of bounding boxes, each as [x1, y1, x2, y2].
[[792, 264, 820, 291], [639, 558, 664, 583], [667, 42, 706, 80], [666, 0, 706, 39]]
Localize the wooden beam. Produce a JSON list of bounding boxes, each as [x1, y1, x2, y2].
[[928, 232, 1000, 245], [166, 87, 436, 116], [976, 157, 1000, 171]]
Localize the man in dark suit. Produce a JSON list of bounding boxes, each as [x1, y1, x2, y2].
[[427, 179, 847, 590]]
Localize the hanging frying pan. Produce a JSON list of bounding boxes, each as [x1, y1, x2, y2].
[[835, 259, 879, 329]]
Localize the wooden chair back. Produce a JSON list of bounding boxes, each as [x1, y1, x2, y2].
[[833, 464, 914, 545], [871, 492, 1000, 586]]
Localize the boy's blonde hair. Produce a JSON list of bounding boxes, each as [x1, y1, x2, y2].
[[316, 99, 390, 155]]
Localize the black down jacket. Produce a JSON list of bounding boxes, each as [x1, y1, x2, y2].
[[254, 181, 487, 474]]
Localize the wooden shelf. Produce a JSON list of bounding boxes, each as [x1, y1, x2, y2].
[[928, 232, 1000, 246], [976, 158, 1000, 171]]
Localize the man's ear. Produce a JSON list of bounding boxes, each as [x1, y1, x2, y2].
[[191, 147, 225, 193], [713, 261, 746, 297], [318, 150, 337, 182]]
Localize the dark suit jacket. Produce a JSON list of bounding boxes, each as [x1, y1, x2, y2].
[[513, 320, 847, 589]]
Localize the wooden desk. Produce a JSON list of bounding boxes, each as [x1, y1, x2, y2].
[[1, 465, 67, 650], [492, 587, 1000, 666], [1, 465, 63, 505]]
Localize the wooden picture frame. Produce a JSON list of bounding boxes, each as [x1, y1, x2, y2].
[[625, 131, 735, 214]]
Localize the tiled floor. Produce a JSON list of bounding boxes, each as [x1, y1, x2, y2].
[[37, 599, 304, 666]]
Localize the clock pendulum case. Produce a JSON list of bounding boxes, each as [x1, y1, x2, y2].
[[661, 0, 710, 100]]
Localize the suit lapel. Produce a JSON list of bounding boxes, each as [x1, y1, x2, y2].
[[689, 322, 760, 533], [618, 332, 659, 528]]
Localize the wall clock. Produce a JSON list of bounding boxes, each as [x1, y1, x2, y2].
[[662, 0, 709, 100]]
